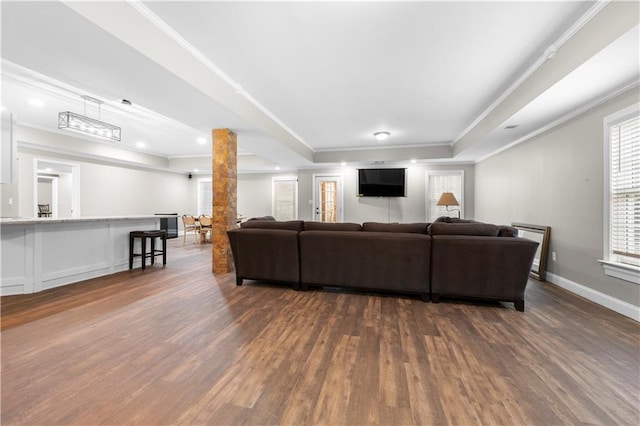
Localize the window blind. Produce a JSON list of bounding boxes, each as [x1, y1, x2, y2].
[[198, 180, 212, 216], [610, 115, 640, 263], [427, 172, 463, 222], [273, 178, 297, 221]]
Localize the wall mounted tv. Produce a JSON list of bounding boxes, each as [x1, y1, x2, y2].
[[357, 168, 406, 197]]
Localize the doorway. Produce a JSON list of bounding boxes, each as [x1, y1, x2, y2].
[[34, 159, 80, 218], [37, 176, 58, 217], [312, 174, 343, 223]]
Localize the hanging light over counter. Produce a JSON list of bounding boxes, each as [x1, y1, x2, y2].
[[58, 96, 121, 142]]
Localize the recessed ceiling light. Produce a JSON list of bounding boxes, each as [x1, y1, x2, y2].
[[45, 168, 52, 172], [29, 98, 44, 108], [340, 161, 347, 167], [197, 137, 207, 144], [193, 169, 199, 172], [374, 131, 390, 141], [135, 141, 146, 148], [410, 159, 417, 164], [275, 166, 281, 170]]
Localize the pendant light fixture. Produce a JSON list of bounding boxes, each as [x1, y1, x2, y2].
[[58, 95, 121, 141]]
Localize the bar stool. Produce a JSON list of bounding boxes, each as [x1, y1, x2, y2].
[[129, 230, 167, 270]]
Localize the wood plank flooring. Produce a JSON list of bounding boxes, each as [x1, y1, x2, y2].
[[2, 239, 639, 425]]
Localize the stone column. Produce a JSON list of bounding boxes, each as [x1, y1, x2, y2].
[[211, 128, 237, 274]]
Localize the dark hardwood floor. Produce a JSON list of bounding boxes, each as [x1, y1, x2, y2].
[[2, 239, 639, 425]]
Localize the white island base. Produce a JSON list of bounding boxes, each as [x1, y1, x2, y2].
[[1, 216, 162, 296]]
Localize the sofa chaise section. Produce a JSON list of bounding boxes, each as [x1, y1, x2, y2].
[[429, 222, 538, 311]]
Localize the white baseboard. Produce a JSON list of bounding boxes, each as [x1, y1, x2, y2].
[[546, 272, 640, 322]]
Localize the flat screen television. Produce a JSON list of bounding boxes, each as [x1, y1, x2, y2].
[[357, 168, 406, 197]]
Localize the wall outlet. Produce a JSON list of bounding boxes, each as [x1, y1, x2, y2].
[[8, 197, 13, 205], [552, 252, 557, 262]]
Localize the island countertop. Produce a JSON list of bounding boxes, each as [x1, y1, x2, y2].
[[0, 215, 172, 225], [1, 215, 166, 296]]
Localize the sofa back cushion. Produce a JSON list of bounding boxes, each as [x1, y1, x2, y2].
[[303, 222, 362, 232], [362, 222, 429, 234], [300, 231, 430, 292], [240, 220, 304, 232], [428, 222, 499, 237], [498, 226, 519, 237], [246, 215, 276, 222], [434, 216, 479, 224]]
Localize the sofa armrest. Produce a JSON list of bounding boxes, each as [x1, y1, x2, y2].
[[227, 228, 300, 287]]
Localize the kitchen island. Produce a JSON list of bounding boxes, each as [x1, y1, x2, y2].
[[1, 216, 162, 296]]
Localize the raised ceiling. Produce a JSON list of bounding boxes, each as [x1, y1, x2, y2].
[[1, 1, 638, 173]]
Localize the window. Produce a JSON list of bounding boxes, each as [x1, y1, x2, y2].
[[272, 176, 298, 221], [602, 104, 640, 284], [426, 171, 464, 222], [197, 178, 212, 216]]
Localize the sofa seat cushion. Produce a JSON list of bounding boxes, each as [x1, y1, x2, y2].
[[362, 222, 428, 234], [303, 222, 362, 232], [300, 231, 430, 293], [240, 220, 304, 232]]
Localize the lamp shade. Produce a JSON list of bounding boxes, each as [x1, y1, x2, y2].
[[436, 192, 459, 206]]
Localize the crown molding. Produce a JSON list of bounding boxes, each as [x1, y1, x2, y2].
[[475, 79, 640, 164], [453, 1, 611, 146]]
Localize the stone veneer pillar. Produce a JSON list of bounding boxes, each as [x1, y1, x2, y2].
[[211, 128, 237, 274]]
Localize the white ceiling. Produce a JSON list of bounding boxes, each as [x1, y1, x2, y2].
[[1, 1, 638, 173]]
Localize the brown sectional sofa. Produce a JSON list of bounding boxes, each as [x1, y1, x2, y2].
[[226, 218, 538, 311]]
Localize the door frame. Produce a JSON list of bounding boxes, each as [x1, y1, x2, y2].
[[312, 174, 344, 222], [33, 158, 81, 218], [36, 175, 58, 217]]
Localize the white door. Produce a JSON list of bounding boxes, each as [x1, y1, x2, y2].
[[272, 176, 298, 221], [313, 175, 343, 222]]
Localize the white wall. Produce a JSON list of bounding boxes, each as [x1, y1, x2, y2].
[[475, 88, 640, 309], [237, 174, 273, 219], [238, 163, 475, 223], [79, 161, 192, 216], [16, 147, 198, 230], [0, 112, 19, 217]]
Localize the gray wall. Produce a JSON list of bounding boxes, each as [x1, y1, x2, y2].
[[238, 163, 475, 223], [475, 88, 640, 307]]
